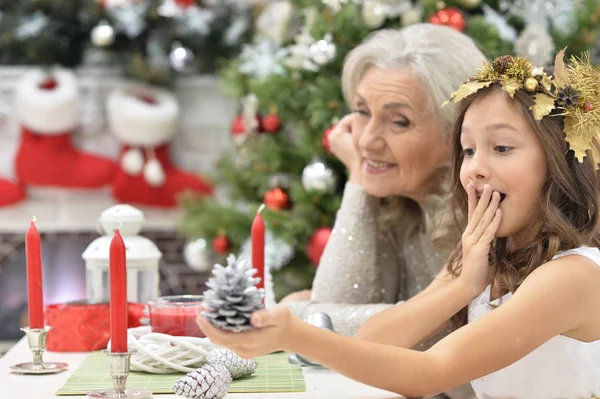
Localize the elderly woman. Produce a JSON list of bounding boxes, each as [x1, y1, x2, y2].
[[283, 23, 485, 341], [281, 24, 485, 399]]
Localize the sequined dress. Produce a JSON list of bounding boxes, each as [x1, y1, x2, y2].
[[286, 182, 447, 335]]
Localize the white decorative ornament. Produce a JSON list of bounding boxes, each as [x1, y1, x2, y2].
[[144, 159, 166, 187], [121, 148, 144, 176], [514, 22, 555, 66], [302, 158, 337, 193], [83, 206, 161, 304], [256, 1, 296, 45], [401, 5, 422, 26], [91, 20, 115, 47], [362, 0, 387, 29], [118, 326, 220, 374], [309, 34, 337, 66], [169, 43, 196, 73], [184, 239, 212, 272], [238, 39, 288, 79]]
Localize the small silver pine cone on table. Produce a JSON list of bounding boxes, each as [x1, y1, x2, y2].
[[173, 364, 231, 399], [202, 254, 265, 332], [206, 347, 257, 379]]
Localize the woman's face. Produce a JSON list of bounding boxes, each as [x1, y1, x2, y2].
[[352, 67, 450, 201]]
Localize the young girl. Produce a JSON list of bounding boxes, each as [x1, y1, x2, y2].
[[197, 52, 600, 399]]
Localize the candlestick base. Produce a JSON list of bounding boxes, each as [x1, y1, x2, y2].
[[86, 350, 152, 399], [9, 327, 68, 374], [87, 388, 152, 398]]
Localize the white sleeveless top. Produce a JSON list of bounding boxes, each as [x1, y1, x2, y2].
[[468, 246, 600, 399]]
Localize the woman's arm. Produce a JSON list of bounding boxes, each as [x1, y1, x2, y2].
[[199, 255, 599, 398], [285, 301, 395, 336], [311, 182, 398, 304]]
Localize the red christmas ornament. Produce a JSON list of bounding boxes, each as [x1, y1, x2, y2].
[[322, 126, 335, 153], [39, 78, 57, 90], [306, 227, 333, 266], [264, 188, 291, 210], [262, 114, 281, 133], [231, 115, 246, 135], [230, 115, 263, 135], [212, 235, 230, 255], [584, 103, 594, 113], [174, 0, 196, 7], [429, 8, 466, 32]]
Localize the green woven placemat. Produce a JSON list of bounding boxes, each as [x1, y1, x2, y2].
[[56, 351, 305, 395]]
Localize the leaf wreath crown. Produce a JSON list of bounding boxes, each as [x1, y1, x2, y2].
[[444, 49, 600, 169]]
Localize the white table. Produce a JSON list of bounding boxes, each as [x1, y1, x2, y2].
[[0, 338, 402, 399]]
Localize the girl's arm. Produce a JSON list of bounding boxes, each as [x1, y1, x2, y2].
[[199, 255, 599, 398], [354, 267, 470, 348], [290, 256, 599, 397]]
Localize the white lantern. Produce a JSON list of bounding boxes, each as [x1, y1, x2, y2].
[[82, 204, 162, 304]]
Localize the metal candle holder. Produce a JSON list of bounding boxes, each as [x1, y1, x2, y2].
[[9, 326, 68, 374], [87, 349, 152, 398]]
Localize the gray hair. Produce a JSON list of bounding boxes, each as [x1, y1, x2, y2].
[[341, 24, 486, 251], [342, 23, 487, 135]]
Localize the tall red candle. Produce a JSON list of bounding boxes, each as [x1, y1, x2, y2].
[[109, 228, 128, 353], [251, 204, 266, 290], [26, 217, 44, 329]]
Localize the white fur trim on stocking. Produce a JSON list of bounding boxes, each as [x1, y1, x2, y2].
[[121, 147, 144, 176], [15, 68, 80, 134], [107, 85, 179, 147], [143, 159, 166, 187]]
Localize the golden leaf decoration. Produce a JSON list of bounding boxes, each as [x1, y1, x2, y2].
[[540, 73, 553, 92], [530, 93, 556, 120], [564, 114, 593, 163], [502, 77, 522, 97], [553, 48, 568, 89], [449, 81, 494, 104]]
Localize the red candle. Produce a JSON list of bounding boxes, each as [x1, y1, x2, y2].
[[109, 228, 128, 353], [26, 217, 44, 329], [251, 204, 266, 290]]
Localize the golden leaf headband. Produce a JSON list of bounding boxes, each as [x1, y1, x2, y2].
[[444, 49, 600, 169]]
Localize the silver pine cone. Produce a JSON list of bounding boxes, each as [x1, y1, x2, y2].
[[202, 254, 265, 332], [206, 348, 257, 379], [173, 364, 231, 399]]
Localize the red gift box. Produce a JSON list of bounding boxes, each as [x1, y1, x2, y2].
[[45, 302, 146, 352]]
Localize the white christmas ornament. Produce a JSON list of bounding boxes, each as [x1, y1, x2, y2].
[[184, 239, 212, 272], [514, 22, 555, 66], [144, 159, 166, 187], [169, 43, 196, 73], [309, 34, 337, 66], [256, 1, 296, 45], [302, 159, 337, 193], [91, 20, 115, 47], [401, 5, 422, 26], [121, 148, 144, 175], [362, 0, 387, 29], [238, 40, 288, 79]]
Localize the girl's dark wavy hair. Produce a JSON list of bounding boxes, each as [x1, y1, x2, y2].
[[446, 84, 600, 323]]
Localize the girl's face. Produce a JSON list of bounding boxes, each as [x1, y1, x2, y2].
[[352, 67, 449, 201], [459, 90, 548, 239]]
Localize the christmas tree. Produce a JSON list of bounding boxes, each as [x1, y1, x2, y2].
[[180, 0, 600, 300], [0, 0, 253, 85]]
